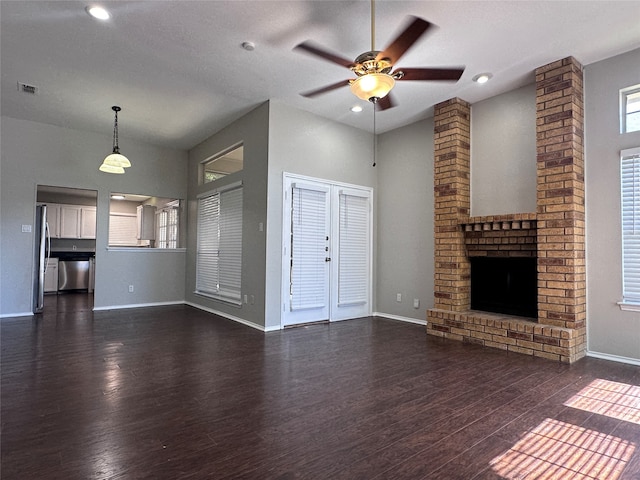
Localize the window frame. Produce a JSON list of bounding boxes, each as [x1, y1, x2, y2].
[[195, 181, 243, 305], [620, 85, 640, 134]]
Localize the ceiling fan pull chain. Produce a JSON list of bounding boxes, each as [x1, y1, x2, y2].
[[372, 101, 377, 167]]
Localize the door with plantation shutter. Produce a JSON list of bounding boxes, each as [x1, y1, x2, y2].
[[282, 175, 372, 327], [331, 187, 371, 320]]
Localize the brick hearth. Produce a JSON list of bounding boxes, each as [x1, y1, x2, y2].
[[427, 57, 586, 363]]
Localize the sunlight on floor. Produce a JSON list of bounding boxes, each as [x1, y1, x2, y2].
[[490, 418, 636, 479], [564, 379, 640, 425]]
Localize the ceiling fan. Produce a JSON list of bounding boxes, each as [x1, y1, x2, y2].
[[294, 0, 464, 110]]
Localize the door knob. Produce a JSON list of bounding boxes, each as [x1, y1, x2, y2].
[[325, 257, 331, 262]]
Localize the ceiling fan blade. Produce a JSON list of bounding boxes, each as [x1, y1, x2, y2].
[[394, 67, 465, 81], [377, 16, 431, 65], [294, 41, 354, 68], [376, 94, 396, 111], [300, 80, 351, 98]]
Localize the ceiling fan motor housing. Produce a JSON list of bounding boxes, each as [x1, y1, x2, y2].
[[351, 51, 393, 76]]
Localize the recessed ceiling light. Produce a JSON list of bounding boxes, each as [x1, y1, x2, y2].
[[241, 41, 256, 51], [86, 6, 110, 20], [351, 105, 363, 113], [473, 73, 493, 84]]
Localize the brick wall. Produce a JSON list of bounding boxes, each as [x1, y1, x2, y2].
[[432, 98, 471, 312], [535, 57, 587, 360], [427, 57, 586, 363]]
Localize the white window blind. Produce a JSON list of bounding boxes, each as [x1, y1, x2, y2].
[[621, 147, 640, 303], [196, 185, 243, 304], [337, 191, 369, 306], [290, 184, 329, 311], [108, 214, 137, 246]]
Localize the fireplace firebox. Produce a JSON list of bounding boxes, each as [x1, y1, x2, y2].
[[470, 256, 537, 319]]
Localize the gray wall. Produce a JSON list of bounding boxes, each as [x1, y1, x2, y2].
[[376, 118, 434, 322], [0, 116, 188, 316], [185, 102, 269, 328], [584, 48, 640, 362], [265, 100, 377, 330], [471, 83, 537, 216]]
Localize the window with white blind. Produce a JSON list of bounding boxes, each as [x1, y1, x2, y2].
[[621, 147, 640, 308], [108, 213, 138, 246], [196, 183, 243, 304], [156, 201, 179, 249]]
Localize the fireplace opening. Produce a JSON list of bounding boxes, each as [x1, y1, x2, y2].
[[470, 256, 537, 319]]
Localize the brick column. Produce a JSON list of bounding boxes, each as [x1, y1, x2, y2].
[[432, 98, 471, 311], [535, 57, 586, 361]]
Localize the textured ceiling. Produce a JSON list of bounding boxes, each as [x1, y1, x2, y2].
[[2, 1, 639, 150]]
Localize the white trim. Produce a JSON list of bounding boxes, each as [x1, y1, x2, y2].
[[586, 350, 640, 366], [373, 312, 427, 326], [185, 301, 270, 331], [92, 300, 184, 311], [621, 146, 640, 158], [0, 312, 35, 319], [106, 247, 186, 253], [617, 301, 640, 312]]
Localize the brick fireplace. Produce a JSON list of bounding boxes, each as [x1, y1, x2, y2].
[[426, 57, 586, 363]]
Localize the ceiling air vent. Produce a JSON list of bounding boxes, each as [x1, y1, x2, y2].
[[17, 82, 38, 95]]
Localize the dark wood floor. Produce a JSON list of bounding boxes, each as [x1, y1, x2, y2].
[[2, 295, 639, 479]]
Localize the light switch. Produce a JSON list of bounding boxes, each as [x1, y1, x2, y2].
[[22, 224, 32, 233]]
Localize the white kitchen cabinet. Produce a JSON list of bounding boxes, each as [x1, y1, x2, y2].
[[80, 207, 97, 239], [137, 205, 156, 240], [45, 204, 61, 238], [44, 258, 59, 293], [59, 205, 96, 239], [60, 205, 82, 238]]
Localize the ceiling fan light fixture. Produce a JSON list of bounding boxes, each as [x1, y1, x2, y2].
[[350, 73, 395, 102]]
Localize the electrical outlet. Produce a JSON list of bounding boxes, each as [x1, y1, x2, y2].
[[128, 285, 134, 293], [396, 293, 402, 302], [414, 299, 420, 309]]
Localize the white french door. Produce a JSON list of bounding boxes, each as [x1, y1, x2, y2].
[[282, 175, 372, 327]]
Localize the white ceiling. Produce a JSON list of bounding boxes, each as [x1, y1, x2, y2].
[[2, 1, 639, 151]]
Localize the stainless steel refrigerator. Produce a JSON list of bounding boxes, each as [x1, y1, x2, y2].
[[33, 204, 50, 313]]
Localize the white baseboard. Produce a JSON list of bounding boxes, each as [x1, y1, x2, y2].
[[185, 301, 268, 332], [93, 300, 184, 311], [373, 312, 427, 326], [0, 312, 35, 319], [586, 350, 640, 366]]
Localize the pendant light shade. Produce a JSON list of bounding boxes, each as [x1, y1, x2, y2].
[[99, 106, 131, 173]]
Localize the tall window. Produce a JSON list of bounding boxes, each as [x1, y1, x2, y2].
[[156, 201, 179, 249], [196, 183, 243, 304], [621, 147, 640, 305], [621, 85, 640, 134]]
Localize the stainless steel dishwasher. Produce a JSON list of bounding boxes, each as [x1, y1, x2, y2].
[[58, 256, 91, 291]]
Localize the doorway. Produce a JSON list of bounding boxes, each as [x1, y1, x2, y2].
[[282, 174, 372, 327], [34, 185, 98, 314]]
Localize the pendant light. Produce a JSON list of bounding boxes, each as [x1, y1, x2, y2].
[[99, 106, 130, 173]]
